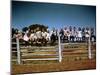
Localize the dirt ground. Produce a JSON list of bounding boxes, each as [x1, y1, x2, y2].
[[11, 59, 96, 75], [11, 43, 96, 75]]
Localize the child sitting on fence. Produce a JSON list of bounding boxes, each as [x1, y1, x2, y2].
[[23, 30, 30, 47], [29, 29, 37, 46], [50, 28, 57, 45], [41, 29, 47, 46], [46, 30, 51, 43], [36, 27, 42, 46]]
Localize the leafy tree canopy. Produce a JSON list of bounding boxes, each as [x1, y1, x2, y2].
[[28, 24, 48, 32]]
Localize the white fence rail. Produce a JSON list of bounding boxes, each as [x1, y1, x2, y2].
[[12, 34, 62, 64]]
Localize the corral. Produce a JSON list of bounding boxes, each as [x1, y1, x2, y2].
[[11, 38, 96, 74]]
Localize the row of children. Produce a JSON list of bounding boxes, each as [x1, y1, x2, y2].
[[12, 26, 96, 46]]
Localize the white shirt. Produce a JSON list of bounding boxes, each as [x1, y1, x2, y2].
[[23, 33, 29, 41], [46, 32, 50, 40], [64, 29, 68, 36], [30, 33, 34, 40], [42, 32, 47, 38], [85, 30, 90, 37], [78, 31, 82, 37], [36, 31, 42, 38]]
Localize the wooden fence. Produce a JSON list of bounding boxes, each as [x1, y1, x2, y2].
[[12, 31, 94, 64]]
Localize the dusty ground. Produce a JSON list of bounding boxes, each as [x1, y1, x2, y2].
[[11, 42, 96, 75], [11, 59, 96, 75]]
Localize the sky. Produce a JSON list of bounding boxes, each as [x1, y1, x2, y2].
[[12, 1, 96, 30]]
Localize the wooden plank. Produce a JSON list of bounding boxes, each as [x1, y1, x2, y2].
[[22, 54, 58, 56], [12, 42, 17, 44], [63, 48, 88, 51], [22, 51, 57, 54], [61, 43, 88, 46], [21, 50, 57, 52], [22, 58, 59, 61], [12, 59, 17, 61], [12, 47, 17, 49], [21, 55, 59, 59], [12, 51, 17, 52], [20, 46, 56, 49]]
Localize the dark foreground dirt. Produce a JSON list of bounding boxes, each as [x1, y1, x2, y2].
[[11, 59, 96, 75]]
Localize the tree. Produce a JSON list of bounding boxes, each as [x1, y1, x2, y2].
[[22, 27, 28, 32], [12, 28, 15, 38], [29, 24, 48, 32], [12, 28, 19, 37]]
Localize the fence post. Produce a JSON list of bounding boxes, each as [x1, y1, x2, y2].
[[16, 38, 21, 64], [58, 30, 62, 62], [88, 28, 92, 59]]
